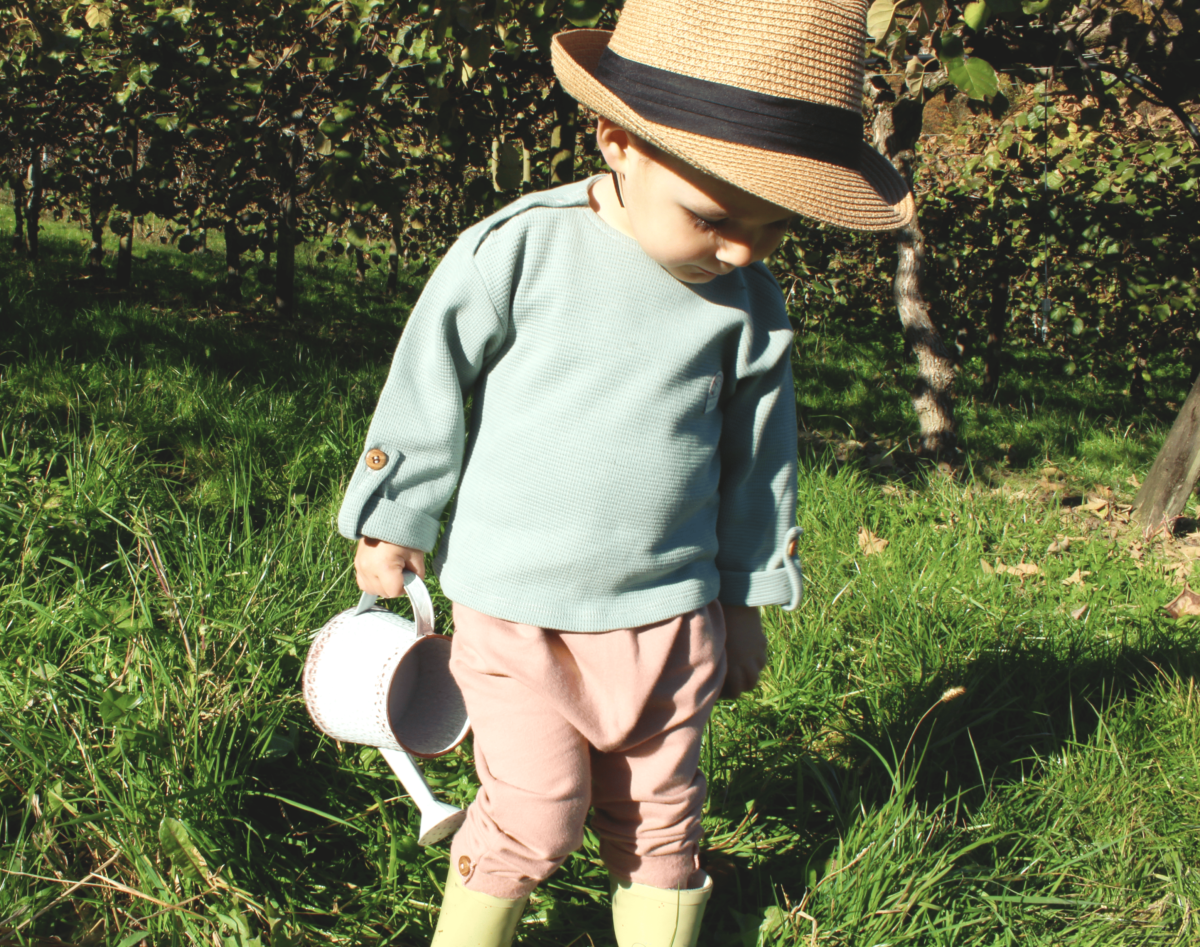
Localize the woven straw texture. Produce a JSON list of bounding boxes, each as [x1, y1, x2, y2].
[[551, 0, 915, 231]]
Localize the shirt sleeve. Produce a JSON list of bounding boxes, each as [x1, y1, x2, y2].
[[337, 236, 509, 551], [714, 283, 803, 611]]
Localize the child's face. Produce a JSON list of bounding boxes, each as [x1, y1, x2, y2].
[[594, 119, 793, 284]]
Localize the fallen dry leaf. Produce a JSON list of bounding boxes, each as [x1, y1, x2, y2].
[[1177, 546, 1200, 561], [1126, 473, 1141, 488], [881, 484, 903, 497], [1047, 538, 1072, 555], [1163, 585, 1200, 618], [996, 561, 1041, 578], [1070, 604, 1089, 620], [1061, 568, 1092, 587], [1165, 560, 1194, 583], [980, 559, 995, 575], [858, 527, 889, 556], [1128, 542, 1145, 561], [1077, 496, 1110, 517]]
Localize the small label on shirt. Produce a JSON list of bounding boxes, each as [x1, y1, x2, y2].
[[704, 372, 723, 414]]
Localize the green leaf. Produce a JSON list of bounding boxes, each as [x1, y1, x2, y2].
[[946, 55, 999, 100], [1044, 170, 1065, 189], [866, 0, 896, 43], [493, 142, 522, 191], [905, 55, 926, 96], [933, 31, 964, 60], [158, 817, 211, 885], [963, 1, 990, 30], [99, 687, 139, 724], [563, 0, 604, 28], [84, 5, 112, 30], [115, 933, 150, 947]]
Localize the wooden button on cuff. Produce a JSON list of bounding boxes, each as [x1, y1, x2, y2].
[[457, 855, 472, 877], [365, 449, 388, 470]]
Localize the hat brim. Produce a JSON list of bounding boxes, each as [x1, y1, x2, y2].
[[552, 29, 915, 232]]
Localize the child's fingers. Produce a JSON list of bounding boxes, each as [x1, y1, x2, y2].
[[355, 537, 412, 598]]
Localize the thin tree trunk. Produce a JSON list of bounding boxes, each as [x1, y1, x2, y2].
[[1133, 370, 1200, 536], [386, 214, 400, 297], [24, 152, 41, 261], [224, 219, 242, 301], [116, 216, 134, 289], [88, 188, 106, 275], [983, 275, 1009, 399], [263, 218, 274, 272], [275, 191, 296, 318], [548, 88, 579, 187], [275, 138, 301, 319], [354, 245, 367, 283], [873, 97, 957, 456], [115, 125, 138, 290], [11, 173, 25, 254]]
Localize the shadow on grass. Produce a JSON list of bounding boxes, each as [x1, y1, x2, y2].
[[1, 224, 423, 389], [794, 326, 1187, 474], [681, 616, 1200, 943]]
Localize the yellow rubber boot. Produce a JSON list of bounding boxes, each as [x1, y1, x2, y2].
[[611, 873, 713, 947], [429, 866, 528, 947]]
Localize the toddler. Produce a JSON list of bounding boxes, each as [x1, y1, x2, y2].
[[340, 0, 913, 944]]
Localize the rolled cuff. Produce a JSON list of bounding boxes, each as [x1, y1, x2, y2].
[[339, 495, 442, 552], [717, 526, 804, 611]]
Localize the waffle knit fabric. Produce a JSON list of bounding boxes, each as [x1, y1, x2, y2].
[[338, 177, 802, 632]]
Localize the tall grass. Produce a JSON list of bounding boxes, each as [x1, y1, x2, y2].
[[1, 217, 1197, 946]]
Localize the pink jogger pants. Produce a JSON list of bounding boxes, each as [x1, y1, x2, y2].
[[446, 600, 727, 901]]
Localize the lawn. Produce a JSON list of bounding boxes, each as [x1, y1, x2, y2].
[[1, 213, 1197, 946]]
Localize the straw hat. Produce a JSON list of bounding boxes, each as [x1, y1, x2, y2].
[[551, 0, 915, 231]]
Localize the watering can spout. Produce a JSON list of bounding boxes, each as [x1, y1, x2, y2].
[[380, 747, 467, 846]]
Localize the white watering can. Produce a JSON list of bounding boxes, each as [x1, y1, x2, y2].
[[302, 572, 470, 845]]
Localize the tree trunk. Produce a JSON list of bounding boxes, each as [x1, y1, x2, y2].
[[1133, 371, 1200, 536], [873, 97, 957, 456], [24, 152, 42, 262], [983, 274, 1009, 400], [88, 189, 107, 275], [548, 87, 579, 187], [263, 218, 274, 272], [115, 125, 138, 291], [275, 192, 296, 318], [11, 173, 25, 254], [386, 214, 400, 297], [354, 245, 367, 283], [274, 135, 300, 319], [116, 216, 134, 289], [224, 219, 242, 301]]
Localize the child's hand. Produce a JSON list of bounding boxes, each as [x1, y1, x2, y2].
[[355, 536, 426, 598], [721, 604, 767, 699]]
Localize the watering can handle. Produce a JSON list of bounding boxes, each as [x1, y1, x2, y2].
[[353, 571, 436, 636]]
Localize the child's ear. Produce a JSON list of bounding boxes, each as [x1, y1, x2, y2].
[[595, 117, 633, 174]]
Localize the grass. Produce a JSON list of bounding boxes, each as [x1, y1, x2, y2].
[[1, 211, 1198, 947]]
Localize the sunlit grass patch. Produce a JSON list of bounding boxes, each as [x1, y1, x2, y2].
[[2, 227, 1198, 945]]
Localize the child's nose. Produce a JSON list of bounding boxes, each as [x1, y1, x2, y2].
[[715, 234, 756, 268]]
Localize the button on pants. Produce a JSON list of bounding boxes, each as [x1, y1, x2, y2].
[[446, 600, 727, 901]]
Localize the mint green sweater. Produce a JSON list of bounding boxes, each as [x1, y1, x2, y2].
[[338, 178, 802, 632]]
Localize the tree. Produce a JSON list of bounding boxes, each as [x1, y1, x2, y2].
[[862, 0, 1198, 454]]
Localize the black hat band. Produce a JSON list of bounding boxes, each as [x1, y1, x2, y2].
[[594, 48, 863, 168]]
